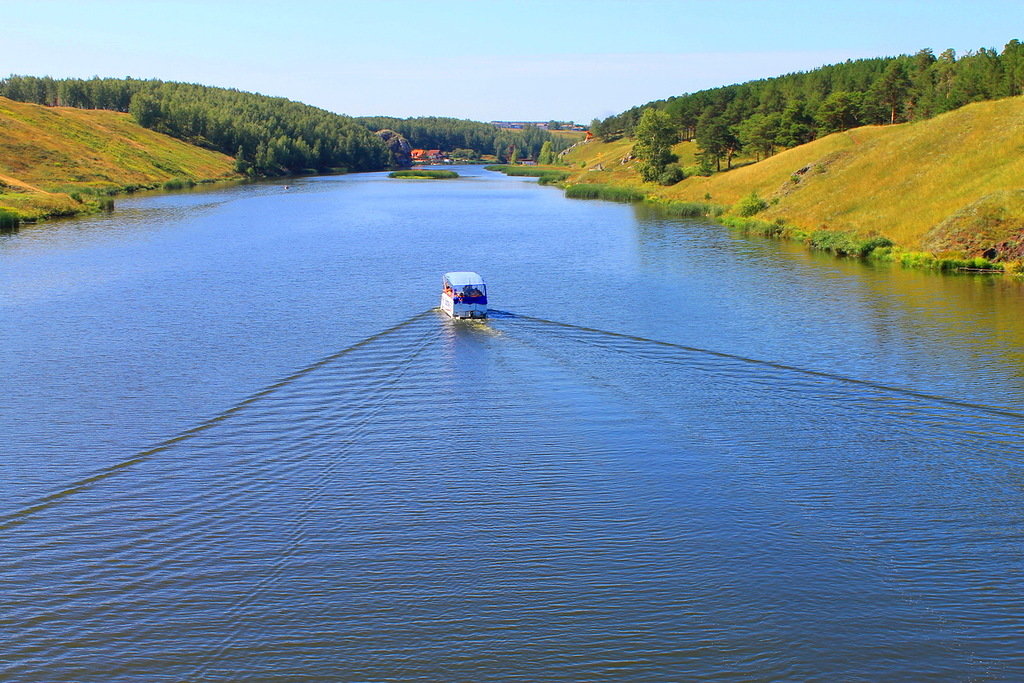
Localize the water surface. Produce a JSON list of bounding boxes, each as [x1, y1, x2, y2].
[[2, 167, 1023, 680]]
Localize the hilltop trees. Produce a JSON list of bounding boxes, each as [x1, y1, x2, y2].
[[816, 91, 863, 133], [736, 113, 780, 161], [588, 38, 1024, 173], [0, 77, 388, 176], [874, 61, 913, 123], [695, 112, 740, 171]]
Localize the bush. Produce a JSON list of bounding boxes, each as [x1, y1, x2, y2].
[[810, 230, 893, 257], [736, 191, 769, 217], [0, 208, 20, 230], [658, 164, 685, 186], [537, 171, 569, 185], [634, 160, 659, 183], [722, 216, 787, 237]]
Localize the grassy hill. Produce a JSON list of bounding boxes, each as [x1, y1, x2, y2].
[[0, 96, 238, 222], [563, 96, 1024, 262]]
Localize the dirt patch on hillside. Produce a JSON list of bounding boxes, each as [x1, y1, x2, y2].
[[923, 190, 1024, 261]]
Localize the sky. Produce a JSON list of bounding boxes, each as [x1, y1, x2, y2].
[[5, 0, 1023, 123]]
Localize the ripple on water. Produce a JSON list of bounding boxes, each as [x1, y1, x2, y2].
[[2, 311, 1024, 681]]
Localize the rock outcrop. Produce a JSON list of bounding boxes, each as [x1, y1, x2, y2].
[[375, 129, 413, 169]]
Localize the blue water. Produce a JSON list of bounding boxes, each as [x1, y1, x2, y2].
[[2, 167, 1023, 680]]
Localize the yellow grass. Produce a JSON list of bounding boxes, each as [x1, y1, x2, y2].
[[564, 96, 1024, 252], [0, 96, 238, 220], [548, 129, 587, 142]]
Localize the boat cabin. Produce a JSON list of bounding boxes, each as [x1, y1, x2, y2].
[[441, 271, 488, 319]]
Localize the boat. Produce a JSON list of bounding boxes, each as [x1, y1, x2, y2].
[[440, 272, 488, 319]]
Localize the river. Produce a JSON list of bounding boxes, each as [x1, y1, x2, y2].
[[2, 166, 1023, 680]]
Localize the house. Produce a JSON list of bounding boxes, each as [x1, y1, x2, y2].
[[411, 149, 447, 163]]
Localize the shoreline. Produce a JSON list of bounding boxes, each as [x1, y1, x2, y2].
[[485, 165, 1020, 277], [0, 171, 356, 230], [1, 177, 238, 229]]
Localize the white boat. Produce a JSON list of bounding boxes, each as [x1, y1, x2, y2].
[[440, 271, 488, 319]]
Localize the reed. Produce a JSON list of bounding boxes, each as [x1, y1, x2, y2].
[[162, 178, 197, 191], [388, 170, 459, 179], [565, 184, 645, 202], [655, 200, 723, 218], [485, 165, 570, 185], [0, 208, 20, 230], [484, 164, 546, 176]]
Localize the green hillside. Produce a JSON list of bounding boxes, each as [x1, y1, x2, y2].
[[564, 96, 1024, 266], [0, 96, 238, 222], [0, 77, 390, 177]]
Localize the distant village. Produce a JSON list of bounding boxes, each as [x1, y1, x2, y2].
[[490, 121, 587, 131], [409, 121, 589, 165]]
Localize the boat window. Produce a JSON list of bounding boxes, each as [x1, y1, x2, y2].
[[463, 286, 485, 297]]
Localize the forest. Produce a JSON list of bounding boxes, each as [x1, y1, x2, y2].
[[0, 77, 390, 175], [592, 40, 1024, 174], [0, 77, 568, 175], [355, 116, 570, 162]]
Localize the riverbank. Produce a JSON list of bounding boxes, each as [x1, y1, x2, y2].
[[0, 96, 240, 225], [549, 96, 1024, 275]]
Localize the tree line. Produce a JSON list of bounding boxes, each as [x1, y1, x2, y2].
[[354, 116, 571, 162], [593, 39, 1024, 177], [0, 76, 390, 175], [0, 76, 574, 174]]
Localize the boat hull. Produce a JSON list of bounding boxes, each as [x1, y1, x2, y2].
[[441, 293, 487, 319]]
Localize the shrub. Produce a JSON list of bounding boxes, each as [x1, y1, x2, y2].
[[736, 191, 769, 217], [968, 256, 1002, 270], [810, 230, 893, 257], [635, 160, 660, 183], [0, 208, 20, 230], [861, 236, 893, 253], [537, 171, 570, 185], [658, 164, 685, 186], [722, 216, 786, 237]]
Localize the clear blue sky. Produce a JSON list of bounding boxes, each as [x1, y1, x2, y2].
[[6, 0, 1022, 122]]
